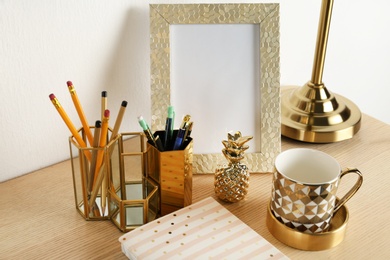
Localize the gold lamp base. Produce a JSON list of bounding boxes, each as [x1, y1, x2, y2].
[[281, 0, 362, 143], [281, 83, 361, 143]]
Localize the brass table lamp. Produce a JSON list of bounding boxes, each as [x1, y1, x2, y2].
[[281, 0, 361, 143]]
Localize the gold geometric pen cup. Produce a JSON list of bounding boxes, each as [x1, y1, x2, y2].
[[270, 148, 363, 234], [69, 127, 121, 220], [146, 130, 193, 216]]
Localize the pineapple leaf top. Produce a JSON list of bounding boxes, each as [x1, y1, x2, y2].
[[222, 131, 253, 163], [226, 131, 253, 147]]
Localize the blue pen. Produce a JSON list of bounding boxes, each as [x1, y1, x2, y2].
[[173, 130, 185, 150], [164, 106, 175, 149]]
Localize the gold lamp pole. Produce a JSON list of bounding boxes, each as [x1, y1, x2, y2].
[[281, 0, 361, 143]]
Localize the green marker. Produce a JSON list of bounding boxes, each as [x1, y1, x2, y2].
[[138, 116, 163, 151]]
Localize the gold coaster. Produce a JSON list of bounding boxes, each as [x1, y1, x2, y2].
[[266, 201, 349, 251]]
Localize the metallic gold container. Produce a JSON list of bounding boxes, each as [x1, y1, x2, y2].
[[281, 0, 361, 143], [69, 127, 120, 220], [109, 132, 160, 232], [109, 177, 159, 232], [146, 131, 193, 216], [266, 201, 349, 251]]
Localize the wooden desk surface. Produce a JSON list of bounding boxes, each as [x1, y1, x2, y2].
[[1, 114, 390, 259]]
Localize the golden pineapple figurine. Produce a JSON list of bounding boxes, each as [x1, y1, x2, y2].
[[214, 131, 253, 203]]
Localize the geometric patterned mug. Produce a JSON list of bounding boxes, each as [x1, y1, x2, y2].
[[270, 148, 363, 234]]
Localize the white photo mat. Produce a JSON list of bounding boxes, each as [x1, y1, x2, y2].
[[170, 24, 260, 155], [150, 4, 281, 173]]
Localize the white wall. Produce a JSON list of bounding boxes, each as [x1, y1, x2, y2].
[[1, 0, 389, 182]]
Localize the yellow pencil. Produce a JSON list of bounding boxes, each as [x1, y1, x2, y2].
[[89, 109, 110, 211], [89, 165, 105, 211], [67, 81, 94, 146], [93, 109, 109, 184], [49, 94, 91, 162]]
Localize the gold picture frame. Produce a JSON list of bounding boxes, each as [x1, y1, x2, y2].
[[149, 3, 280, 173]]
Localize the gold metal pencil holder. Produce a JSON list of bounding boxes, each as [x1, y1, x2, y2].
[[109, 132, 160, 232], [146, 131, 193, 216], [69, 127, 121, 220]]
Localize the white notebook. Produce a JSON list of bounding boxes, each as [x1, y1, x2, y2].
[[119, 197, 289, 260]]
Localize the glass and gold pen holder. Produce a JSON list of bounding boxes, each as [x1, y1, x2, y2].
[[109, 132, 159, 232], [69, 129, 160, 231], [146, 130, 193, 216], [69, 127, 121, 220]]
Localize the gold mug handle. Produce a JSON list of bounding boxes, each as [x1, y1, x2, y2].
[[334, 168, 363, 213]]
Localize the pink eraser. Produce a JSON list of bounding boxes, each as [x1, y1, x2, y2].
[[66, 81, 73, 86], [104, 109, 110, 117], [49, 93, 56, 100]]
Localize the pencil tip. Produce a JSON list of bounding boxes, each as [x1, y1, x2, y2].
[[66, 81, 73, 86]]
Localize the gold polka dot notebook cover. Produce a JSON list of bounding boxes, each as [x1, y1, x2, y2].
[[119, 197, 288, 259]]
